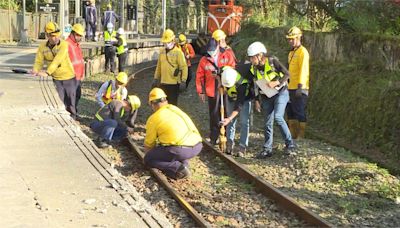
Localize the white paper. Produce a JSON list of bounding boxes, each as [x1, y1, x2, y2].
[[255, 79, 284, 98]]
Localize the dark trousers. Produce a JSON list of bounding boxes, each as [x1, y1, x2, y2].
[[144, 142, 203, 178], [105, 46, 116, 73], [85, 22, 96, 40], [76, 80, 82, 113], [186, 66, 194, 88], [287, 90, 308, 122], [90, 119, 128, 141], [54, 78, 77, 118], [208, 96, 220, 144], [117, 52, 128, 73], [160, 84, 179, 106]]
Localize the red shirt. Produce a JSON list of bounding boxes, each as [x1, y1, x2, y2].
[[66, 35, 85, 81], [196, 51, 236, 97]]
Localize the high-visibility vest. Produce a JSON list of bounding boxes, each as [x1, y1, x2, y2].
[[104, 30, 117, 46], [95, 105, 125, 121], [226, 73, 249, 100], [116, 36, 128, 55], [101, 80, 122, 104], [250, 58, 283, 81]]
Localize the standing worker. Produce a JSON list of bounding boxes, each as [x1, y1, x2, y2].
[[247, 41, 296, 158], [32, 22, 77, 119], [220, 67, 253, 157], [101, 3, 119, 29], [196, 38, 236, 145], [66, 23, 85, 115], [114, 28, 128, 73], [91, 95, 141, 148], [95, 72, 128, 108], [177, 34, 195, 89], [104, 23, 117, 74], [85, 0, 97, 41], [143, 88, 203, 180], [212, 29, 237, 63], [286, 26, 310, 140], [152, 29, 188, 106]]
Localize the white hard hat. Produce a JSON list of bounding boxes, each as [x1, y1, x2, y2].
[[247, 41, 267, 57], [107, 23, 114, 29], [117, 28, 124, 35], [221, 67, 237, 88]]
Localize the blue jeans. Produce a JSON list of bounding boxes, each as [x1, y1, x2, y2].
[[226, 99, 251, 148], [260, 89, 293, 150], [90, 119, 128, 141]]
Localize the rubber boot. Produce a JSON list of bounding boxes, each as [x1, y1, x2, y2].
[[288, 119, 299, 139], [298, 122, 306, 139]]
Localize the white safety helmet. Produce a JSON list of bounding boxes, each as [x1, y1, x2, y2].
[[107, 23, 114, 29], [247, 41, 267, 57], [117, 28, 124, 35], [221, 67, 237, 88]]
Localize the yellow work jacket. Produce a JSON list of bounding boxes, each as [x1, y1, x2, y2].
[[33, 40, 75, 81], [288, 45, 310, 90], [144, 104, 202, 148], [154, 46, 188, 85]]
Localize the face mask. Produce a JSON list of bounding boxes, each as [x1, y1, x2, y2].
[[207, 50, 217, 57], [164, 42, 175, 50], [108, 28, 113, 33]]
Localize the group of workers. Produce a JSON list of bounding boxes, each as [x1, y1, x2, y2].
[[32, 21, 309, 180]]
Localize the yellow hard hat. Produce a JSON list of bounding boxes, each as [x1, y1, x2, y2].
[[89, 0, 95, 3], [212, 29, 226, 41], [161, 29, 175, 43], [286, 26, 302, 39], [149, 88, 167, 103], [72, 23, 84, 36], [127, 95, 141, 111], [116, 72, 128, 84], [45, 22, 61, 37], [107, 3, 112, 8], [178, 34, 186, 43]]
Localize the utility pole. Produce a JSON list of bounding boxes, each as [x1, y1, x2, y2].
[[75, 0, 81, 22], [120, 0, 125, 29], [8, 0, 12, 42], [135, 0, 139, 34], [161, 0, 166, 31]]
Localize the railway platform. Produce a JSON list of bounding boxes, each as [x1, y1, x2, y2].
[[0, 46, 171, 227]]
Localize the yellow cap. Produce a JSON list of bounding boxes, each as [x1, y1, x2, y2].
[[149, 88, 167, 103], [161, 29, 175, 43], [45, 22, 61, 37], [72, 23, 84, 36], [116, 72, 128, 84], [286, 26, 302, 39], [178, 34, 186, 43], [127, 95, 141, 111], [212, 29, 226, 41]]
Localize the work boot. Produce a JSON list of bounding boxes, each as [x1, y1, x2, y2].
[[97, 138, 112, 149], [226, 141, 234, 155], [236, 146, 246, 158], [175, 164, 191, 179], [284, 143, 297, 156], [288, 119, 299, 139], [256, 149, 272, 159], [298, 122, 306, 139]]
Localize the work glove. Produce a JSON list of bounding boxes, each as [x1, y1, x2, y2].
[[179, 82, 186, 92], [151, 79, 160, 88], [295, 88, 303, 98]]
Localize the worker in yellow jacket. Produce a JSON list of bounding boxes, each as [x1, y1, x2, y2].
[[32, 22, 77, 119], [286, 26, 310, 139], [152, 29, 188, 106], [144, 88, 203, 179]]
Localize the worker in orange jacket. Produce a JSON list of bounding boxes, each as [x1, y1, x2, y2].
[[177, 34, 195, 88], [196, 38, 236, 145], [66, 23, 85, 113]]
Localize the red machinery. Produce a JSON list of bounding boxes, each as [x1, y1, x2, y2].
[[207, 0, 243, 36]]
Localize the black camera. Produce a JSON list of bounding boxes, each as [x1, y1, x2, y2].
[[173, 68, 181, 77]]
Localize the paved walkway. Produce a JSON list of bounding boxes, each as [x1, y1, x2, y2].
[[0, 47, 172, 227]]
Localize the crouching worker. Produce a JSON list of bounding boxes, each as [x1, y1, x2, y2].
[[144, 88, 203, 179], [95, 72, 128, 108], [90, 95, 141, 148]]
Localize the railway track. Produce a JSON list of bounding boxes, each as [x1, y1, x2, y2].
[[125, 64, 332, 227]]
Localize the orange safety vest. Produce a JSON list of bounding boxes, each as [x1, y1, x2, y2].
[[66, 36, 85, 81]]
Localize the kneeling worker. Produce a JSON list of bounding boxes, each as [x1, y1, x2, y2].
[[91, 95, 141, 148], [95, 72, 128, 108], [144, 88, 203, 179]]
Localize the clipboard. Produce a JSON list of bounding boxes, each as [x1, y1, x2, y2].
[[255, 79, 284, 98]]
